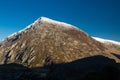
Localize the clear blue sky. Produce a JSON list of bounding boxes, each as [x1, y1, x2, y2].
[[0, 0, 120, 41]]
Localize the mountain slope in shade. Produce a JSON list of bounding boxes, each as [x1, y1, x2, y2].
[[0, 17, 109, 67]]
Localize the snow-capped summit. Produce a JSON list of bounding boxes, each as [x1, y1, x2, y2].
[[93, 37, 120, 46], [6, 17, 81, 40], [39, 17, 80, 29], [40, 17, 73, 26]]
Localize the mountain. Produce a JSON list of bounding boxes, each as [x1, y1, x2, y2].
[[0, 17, 107, 67], [0, 17, 120, 80]]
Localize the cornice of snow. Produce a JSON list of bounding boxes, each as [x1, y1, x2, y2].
[[93, 37, 120, 46]]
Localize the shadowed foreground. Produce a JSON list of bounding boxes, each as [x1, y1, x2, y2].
[[0, 55, 120, 80]]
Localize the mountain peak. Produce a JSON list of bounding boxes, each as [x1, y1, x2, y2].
[[38, 16, 78, 29], [4, 17, 81, 40]]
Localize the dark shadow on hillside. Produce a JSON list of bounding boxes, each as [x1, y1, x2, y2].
[[0, 63, 30, 80], [111, 53, 120, 59], [0, 55, 120, 80], [42, 55, 120, 80]]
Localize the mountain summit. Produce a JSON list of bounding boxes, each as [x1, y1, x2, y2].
[[0, 17, 108, 67], [5, 17, 80, 39]]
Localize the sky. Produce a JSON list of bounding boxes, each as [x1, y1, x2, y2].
[[0, 0, 120, 41]]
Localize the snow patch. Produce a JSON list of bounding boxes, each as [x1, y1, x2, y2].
[[93, 37, 120, 46], [40, 17, 79, 29]]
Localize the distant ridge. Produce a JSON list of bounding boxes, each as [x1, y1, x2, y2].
[[93, 37, 120, 46]]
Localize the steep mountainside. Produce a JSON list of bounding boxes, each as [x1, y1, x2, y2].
[[0, 17, 111, 67]]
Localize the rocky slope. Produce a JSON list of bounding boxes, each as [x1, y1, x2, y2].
[[93, 37, 120, 58]]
